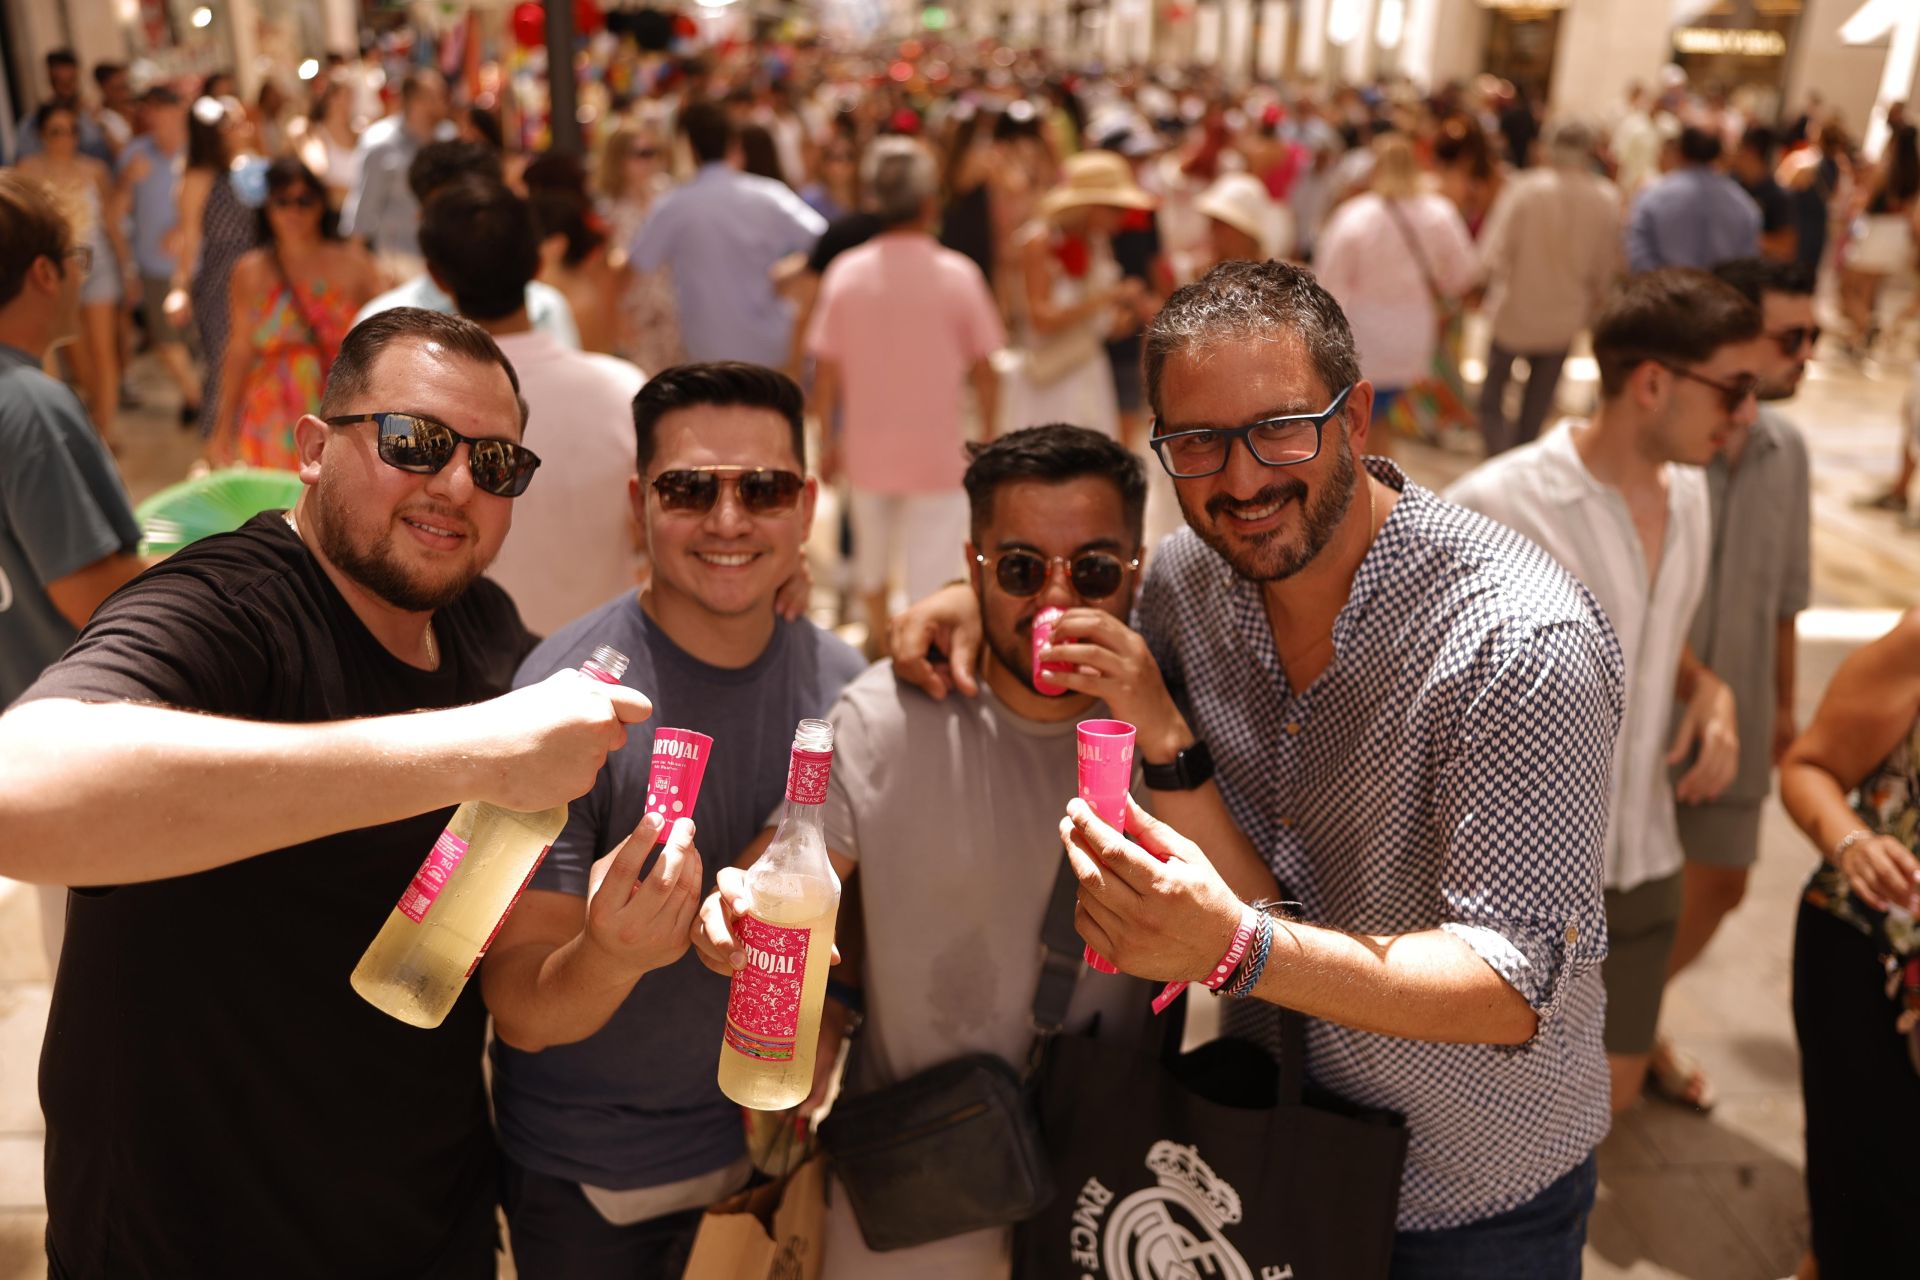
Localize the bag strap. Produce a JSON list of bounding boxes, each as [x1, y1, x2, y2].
[[1030, 852, 1084, 1041], [1380, 197, 1444, 307], [267, 249, 335, 381]]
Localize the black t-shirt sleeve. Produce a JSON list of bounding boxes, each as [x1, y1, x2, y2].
[[16, 557, 276, 717]]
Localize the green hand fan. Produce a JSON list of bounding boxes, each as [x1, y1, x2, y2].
[[135, 468, 306, 555]]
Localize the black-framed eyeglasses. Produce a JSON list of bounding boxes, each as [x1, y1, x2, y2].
[[650, 467, 805, 516], [269, 190, 321, 210], [323, 411, 541, 498], [974, 549, 1141, 599], [1657, 362, 1760, 413], [1149, 383, 1355, 479], [1769, 325, 1820, 355]]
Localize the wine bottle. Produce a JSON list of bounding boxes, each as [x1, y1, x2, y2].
[[351, 645, 629, 1029], [717, 718, 840, 1110]]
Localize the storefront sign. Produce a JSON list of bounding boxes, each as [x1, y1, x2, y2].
[[1673, 27, 1789, 57]]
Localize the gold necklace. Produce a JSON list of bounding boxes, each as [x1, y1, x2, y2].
[[284, 509, 438, 668]]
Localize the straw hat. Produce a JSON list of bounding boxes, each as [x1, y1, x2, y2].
[[1194, 172, 1282, 257], [1038, 150, 1156, 219]]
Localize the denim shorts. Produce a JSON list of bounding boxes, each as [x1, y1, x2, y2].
[[1389, 1154, 1597, 1279]]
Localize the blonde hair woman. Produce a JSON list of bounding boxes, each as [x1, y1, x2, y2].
[[595, 117, 683, 374]]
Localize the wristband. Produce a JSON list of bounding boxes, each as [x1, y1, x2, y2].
[[1833, 828, 1875, 866], [1151, 903, 1257, 1015], [1221, 911, 1275, 999]]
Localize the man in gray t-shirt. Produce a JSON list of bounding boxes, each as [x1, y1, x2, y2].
[[0, 173, 147, 967], [698, 426, 1161, 1280], [480, 364, 866, 1278]]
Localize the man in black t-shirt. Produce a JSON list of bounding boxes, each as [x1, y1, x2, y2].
[[0, 308, 666, 1278], [1733, 126, 1797, 265]]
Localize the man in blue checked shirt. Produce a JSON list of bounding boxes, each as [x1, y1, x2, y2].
[[891, 260, 1622, 1278]]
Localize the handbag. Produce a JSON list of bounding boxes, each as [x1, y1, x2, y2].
[[683, 1153, 827, 1280], [1014, 950, 1409, 1278], [1024, 324, 1105, 388], [815, 853, 1085, 1252]]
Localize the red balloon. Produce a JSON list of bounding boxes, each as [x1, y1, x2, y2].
[[574, 0, 603, 36], [512, 1, 545, 49]]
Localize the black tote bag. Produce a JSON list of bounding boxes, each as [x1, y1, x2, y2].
[[1015, 1002, 1408, 1280]]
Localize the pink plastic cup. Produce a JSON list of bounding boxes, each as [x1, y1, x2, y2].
[[645, 728, 713, 839], [1032, 606, 1070, 697], [1077, 719, 1136, 973]]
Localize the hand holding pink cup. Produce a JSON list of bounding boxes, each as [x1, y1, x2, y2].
[[1076, 719, 1135, 974], [645, 728, 713, 840]]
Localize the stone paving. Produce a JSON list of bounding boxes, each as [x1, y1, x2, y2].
[[0, 335, 1915, 1278]]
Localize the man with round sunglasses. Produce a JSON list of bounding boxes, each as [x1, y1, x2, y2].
[[891, 259, 1626, 1274], [692, 424, 1157, 1280], [482, 362, 867, 1278], [1447, 267, 1768, 1122], [0, 306, 660, 1277], [1631, 257, 1813, 1113]]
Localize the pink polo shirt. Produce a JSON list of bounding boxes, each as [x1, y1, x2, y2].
[[807, 231, 1006, 494]]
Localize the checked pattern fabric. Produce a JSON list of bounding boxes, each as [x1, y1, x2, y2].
[[1135, 458, 1624, 1231]]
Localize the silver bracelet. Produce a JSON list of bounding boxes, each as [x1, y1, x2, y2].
[[1832, 828, 1875, 865]]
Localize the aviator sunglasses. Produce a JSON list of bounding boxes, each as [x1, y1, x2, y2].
[[974, 549, 1141, 599], [323, 412, 542, 497], [650, 467, 806, 516]]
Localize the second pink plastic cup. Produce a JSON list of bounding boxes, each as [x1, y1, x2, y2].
[[1077, 719, 1136, 974], [646, 728, 714, 839], [1032, 607, 1070, 697]]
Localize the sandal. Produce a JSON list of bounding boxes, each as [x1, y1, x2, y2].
[[1646, 1041, 1717, 1113]]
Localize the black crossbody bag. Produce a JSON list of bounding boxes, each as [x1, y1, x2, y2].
[[815, 855, 1087, 1252]]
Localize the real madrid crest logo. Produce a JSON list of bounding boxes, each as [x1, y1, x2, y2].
[[1069, 1140, 1294, 1280]]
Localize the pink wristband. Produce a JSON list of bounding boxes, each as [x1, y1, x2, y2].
[[1150, 904, 1257, 1015]]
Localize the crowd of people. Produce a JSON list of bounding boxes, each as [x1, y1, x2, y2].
[[2, 26, 1920, 1280]]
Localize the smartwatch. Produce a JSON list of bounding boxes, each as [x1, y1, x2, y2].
[[1140, 740, 1214, 791]]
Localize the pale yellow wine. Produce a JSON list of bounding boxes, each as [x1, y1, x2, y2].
[[351, 800, 569, 1029], [352, 645, 628, 1029], [718, 718, 841, 1110]]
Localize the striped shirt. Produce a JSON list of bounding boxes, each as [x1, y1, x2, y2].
[[1137, 458, 1620, 1230]]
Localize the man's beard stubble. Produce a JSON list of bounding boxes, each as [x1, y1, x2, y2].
[[1179, 428, 1359, 583], [311, 471, 482, 613]]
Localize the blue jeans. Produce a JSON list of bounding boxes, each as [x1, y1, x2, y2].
[[1389, 1155, 1596, 1278]]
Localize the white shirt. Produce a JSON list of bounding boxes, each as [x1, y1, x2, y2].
[[483, 331, 647, 636], [1445, 420, 1710, 892]]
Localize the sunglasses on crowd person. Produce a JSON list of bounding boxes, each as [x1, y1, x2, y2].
[[324, 412, 542, 498], [650, 467, 806, 516], [974, 548, 1141, 600], [1657, 363, 1761, 414]]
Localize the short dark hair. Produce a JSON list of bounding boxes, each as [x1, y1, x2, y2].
[[1146, 260, 1362, 419], [33, 101, 77, 132], [528, 188, 605, 268], [92, 63, 125, 90], [143, 85, 182, 107], [0, 170, 73, 308], [1711, 257, 1815, 306], [681, 101, 735, 165], [462, 104, 504, 150], [321, 307, 527, 429], [963, 425, 1147, 546], [420, 176, 540, 321], [1591, 268, 1763, 397], [256, 156, 340, 243], [1739, 124, 1776, 161], [1678, 126, 1722, 166], [46, 49, 77, 71], [407, 138, 502, 202], [400, 68, 444, 105], [631, 362, 805, 474]]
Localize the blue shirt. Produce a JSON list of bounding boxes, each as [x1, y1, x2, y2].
[[353, 274, 582, 351], [341, 125, 424, 258], [1625, 166, 1762, 273], [1138, 459, 1621, 1231], [489, 593, 868, 1189], [119, 135, 182, 278], [630, 163, 826, 367]]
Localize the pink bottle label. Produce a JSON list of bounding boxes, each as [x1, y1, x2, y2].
[[647, 730, 713, 828], [786, 748, 832, 805], [398, 828, 469, 922], [723, 915, 811, 1063], [465, 845, 551, 978]]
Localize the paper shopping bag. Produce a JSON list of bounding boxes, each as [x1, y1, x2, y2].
[[683, 1154, 825, 1280]]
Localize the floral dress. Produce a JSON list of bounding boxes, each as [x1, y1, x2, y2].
[[1804, 716, 1920, 1071], [235, 277, 356, 471]]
